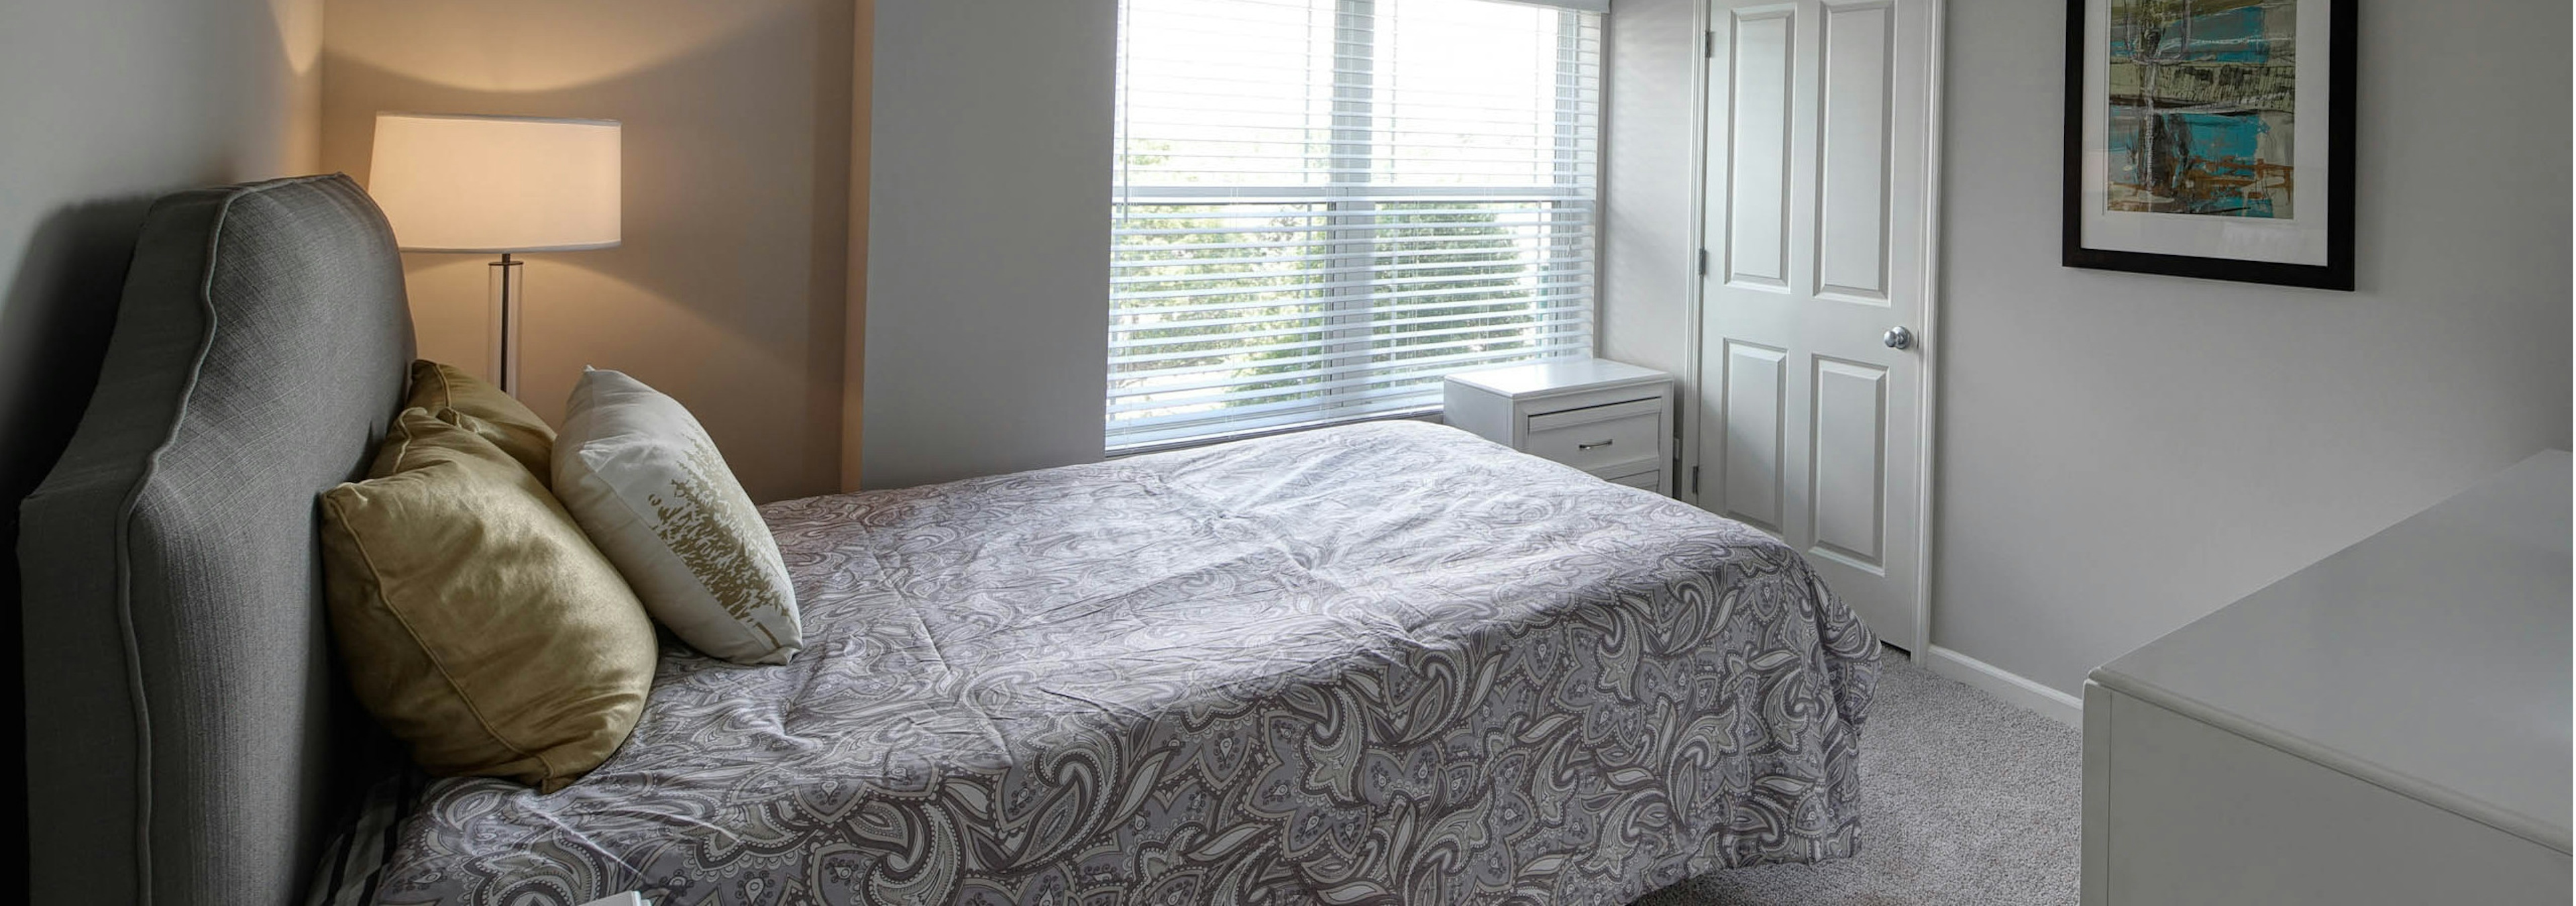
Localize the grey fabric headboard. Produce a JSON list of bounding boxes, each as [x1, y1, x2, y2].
[[18, 174, 415, 905]]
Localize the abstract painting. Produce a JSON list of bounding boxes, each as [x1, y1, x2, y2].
[[2063, 0, 2353, 290], [2106, 0, 2296, 218]]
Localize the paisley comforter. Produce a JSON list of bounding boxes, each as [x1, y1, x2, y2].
[[368, 421, 1879, 905]]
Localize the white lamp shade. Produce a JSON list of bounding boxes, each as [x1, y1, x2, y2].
[[368, 113, 622, 253]]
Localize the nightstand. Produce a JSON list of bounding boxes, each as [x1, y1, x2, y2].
[[1443, 358, 1675, 495]]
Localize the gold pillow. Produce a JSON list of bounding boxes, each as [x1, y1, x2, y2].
[[406, 359, 555, 485], [321, 408, 658, 792]]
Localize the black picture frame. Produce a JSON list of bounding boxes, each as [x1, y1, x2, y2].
[[2062, 0, 2355, 291]]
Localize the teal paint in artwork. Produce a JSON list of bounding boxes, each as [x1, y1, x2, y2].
[[2104, 0, 2296, 219], [2150, 7, 2276, 63]]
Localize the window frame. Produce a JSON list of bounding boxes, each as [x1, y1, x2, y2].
[[1107, 0, 1605, 454]]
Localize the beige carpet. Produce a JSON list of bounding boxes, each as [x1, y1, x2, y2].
[[1636, 648, 2083, 906]]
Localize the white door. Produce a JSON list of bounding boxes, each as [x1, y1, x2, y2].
[[1695, 0, 1933, 650]]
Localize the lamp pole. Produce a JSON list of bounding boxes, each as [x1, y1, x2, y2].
[[489, 252, 525, 397]]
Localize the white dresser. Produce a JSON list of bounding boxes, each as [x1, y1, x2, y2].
[[2082, 451, 2572, 905], [1442, 359, 1674, 495]]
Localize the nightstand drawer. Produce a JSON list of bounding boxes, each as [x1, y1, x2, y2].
[[1525, 399, 1661, 474], [1444, 358, 1675, 497]]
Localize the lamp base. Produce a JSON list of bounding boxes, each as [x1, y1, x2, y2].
[[488, 254, 524, 397]]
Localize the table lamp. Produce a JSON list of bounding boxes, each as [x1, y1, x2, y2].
[[367, 112, 622, 397]]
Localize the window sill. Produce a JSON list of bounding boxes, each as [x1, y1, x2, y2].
[[1104, 405, 1446, 459]]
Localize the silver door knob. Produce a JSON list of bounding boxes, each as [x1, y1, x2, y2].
[[1882, 326, 1914, 350]]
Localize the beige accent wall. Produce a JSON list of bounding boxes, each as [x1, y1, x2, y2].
[[843, 0, 874, 492], [321, 0, 858, 503]]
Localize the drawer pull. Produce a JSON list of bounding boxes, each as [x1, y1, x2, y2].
[[1576, 439, 1615, 450]]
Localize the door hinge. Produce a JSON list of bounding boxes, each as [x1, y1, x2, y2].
[[1690, 465, 1701, 495], [1705, 30, 1717, 58], [1696, 248, 1709, 276]]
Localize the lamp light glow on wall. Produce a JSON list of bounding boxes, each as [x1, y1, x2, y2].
[[368, 112, 622, 397]]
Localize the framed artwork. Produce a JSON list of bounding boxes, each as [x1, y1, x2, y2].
[[2063, 0, 2355, 290]]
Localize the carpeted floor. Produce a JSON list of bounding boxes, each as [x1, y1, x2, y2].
[[1635, 648, 2083, 906]]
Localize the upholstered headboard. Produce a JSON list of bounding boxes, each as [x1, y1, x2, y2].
[[18, 174, 414, 905]]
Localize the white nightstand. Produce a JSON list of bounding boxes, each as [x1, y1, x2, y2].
[[1443, 358, 1675, 495]]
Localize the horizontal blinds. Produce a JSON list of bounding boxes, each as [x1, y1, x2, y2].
[[1481, 0, 1611, 11], [1109, 0, 1604, 451]]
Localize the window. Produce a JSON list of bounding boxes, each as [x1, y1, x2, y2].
[[1108, 0, 1604, 452]]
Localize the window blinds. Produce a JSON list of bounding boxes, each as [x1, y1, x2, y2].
[[1108, 0, 1604, 452]]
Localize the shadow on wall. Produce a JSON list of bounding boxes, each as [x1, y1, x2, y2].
[[0, 199, 152, 513], [317, 0, 854, 503], [0, 194, 154, 905]]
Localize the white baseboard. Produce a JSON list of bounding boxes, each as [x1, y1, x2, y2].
[[1921, 645, 2084, 728]]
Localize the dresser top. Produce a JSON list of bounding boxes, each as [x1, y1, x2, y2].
[[1445, 358, 1670, 399], [2093, 450, 2573, 853]]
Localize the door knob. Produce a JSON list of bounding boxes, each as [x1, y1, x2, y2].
[[1882, 326, 1914, 350]]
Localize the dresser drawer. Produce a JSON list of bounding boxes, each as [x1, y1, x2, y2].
[[1524, 399, 1662, 475]]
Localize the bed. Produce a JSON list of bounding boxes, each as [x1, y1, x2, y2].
[[19, 175, 1879, 906]]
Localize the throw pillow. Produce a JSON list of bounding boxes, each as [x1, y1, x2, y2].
[[554, 368, 802, 665], [406, 359, 555, 485], [320, 408, 659, 792]]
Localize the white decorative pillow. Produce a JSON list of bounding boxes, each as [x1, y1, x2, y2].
[[553, 368, 802, 664]]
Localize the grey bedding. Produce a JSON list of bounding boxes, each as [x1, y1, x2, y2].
[[369, 421, 1878, 905]]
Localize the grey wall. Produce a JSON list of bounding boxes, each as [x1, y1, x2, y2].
[[861, 0, 1116, 489], [1601, 0, 2573, 699], [0, 0, 327, 889], [1597, 0, 1701, 381], [321, 0, 855, 503], [1, 0, 323, 549], [1936, 0, 2570, 695]]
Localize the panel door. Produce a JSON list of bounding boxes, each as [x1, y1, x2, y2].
[[1697, 0, 1929, 648]]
